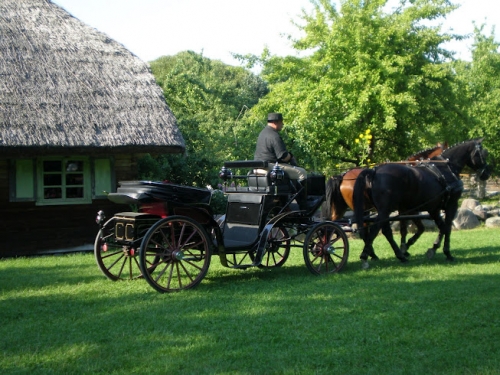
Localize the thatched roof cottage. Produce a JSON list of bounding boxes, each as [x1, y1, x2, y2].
[[0, 0, 185, 256]]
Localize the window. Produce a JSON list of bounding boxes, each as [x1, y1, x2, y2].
[[10, 156, 115, 205], [37, 158, 91, 205]]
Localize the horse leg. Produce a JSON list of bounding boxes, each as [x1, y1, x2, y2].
[[359, 223, 380, 269], [366, 224, 380, 260], [380, 219, 408, 263], [441, 226, 454, 261], [426, 214, 446, 259], [399, 219, 408, 257], [441, 202, 460, 261], [404, 219, 425, 257]]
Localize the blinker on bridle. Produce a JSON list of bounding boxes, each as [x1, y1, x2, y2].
[[472, 142, 490, 179]]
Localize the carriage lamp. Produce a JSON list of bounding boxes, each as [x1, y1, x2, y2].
[[218, 166, 233, 181], [269, 163, 284, 184], [96, 210, 106, 227]]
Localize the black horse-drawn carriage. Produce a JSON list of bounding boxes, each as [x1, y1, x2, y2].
[[95, 161, 349, 292], [94, 139, 491, 292]]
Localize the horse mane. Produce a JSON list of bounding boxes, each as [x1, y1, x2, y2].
[[441, 138, 483, 157], [443, 138, 482, 150], [406, 142, 448, 161]]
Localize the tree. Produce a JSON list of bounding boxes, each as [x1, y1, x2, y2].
[[246, 0, 464, 174], [145, 51, 268, 187], [453, 25, 500, 170]]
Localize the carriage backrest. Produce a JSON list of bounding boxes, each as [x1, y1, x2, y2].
[[247, 171, 291, 193]]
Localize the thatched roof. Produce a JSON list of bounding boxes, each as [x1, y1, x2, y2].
[[0, 0, 185, 154]]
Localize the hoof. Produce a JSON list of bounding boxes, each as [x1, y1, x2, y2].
[[426, 248, 435, 259], [446, 256, 455, 262], [370, 254, 379, 261], [361, 260, 370, 270], [399, 257, 409, 263], [404, 251, 411, 258]]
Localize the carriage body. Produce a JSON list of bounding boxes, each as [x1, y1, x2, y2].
[[94, 161, 349, 292]]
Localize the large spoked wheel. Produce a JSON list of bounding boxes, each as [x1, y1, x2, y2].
[[139, 216, 212, 293], [94, 218, 143, 280], [251, 226, 291, 268], [303, 221, 349, 275]]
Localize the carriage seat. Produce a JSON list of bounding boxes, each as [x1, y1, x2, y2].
[[247, 170, 291, 194], [222, 160, 291, 194]]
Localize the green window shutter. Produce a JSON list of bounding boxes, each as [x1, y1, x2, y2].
[[94, 159, 112, 198], [14, 159, 35, 200]]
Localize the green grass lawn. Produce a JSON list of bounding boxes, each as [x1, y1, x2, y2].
[[1, 228, 499, 374]]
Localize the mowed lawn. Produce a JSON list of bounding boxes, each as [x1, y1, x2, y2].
[[1, 227, 499, 375]]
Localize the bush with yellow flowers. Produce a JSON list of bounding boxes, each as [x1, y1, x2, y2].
[[354, 129, 373, 167]]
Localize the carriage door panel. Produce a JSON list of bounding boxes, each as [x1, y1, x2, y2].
[[223, 194, 263, 248]]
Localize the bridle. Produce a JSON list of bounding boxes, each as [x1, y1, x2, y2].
[[471, 142, 490, 178]]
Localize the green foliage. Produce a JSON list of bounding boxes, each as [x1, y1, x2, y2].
[[140, 1, 500, 183], [209, 189, 227, 215], [452, 25, 500, 171], [246, 0, 464, 174], [137, 154, 172, 181], [148, 51, 268, 187]]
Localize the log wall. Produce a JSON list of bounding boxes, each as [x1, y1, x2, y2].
[[0, 154, 140, 257]]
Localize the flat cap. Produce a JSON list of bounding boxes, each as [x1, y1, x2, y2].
[[267, 113, 283, 122]]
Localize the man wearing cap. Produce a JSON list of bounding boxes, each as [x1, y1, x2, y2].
[[254, 112, 309, 209]]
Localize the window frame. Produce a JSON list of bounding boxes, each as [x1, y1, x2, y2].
[[36, 156, 92, 206]]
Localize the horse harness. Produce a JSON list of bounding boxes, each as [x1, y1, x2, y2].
[[471, 142, 489, 178], [414, 161, 463, 208]]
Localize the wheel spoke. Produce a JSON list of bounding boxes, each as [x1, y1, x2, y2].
[[94, 219, 144, 281], [250, 226, 290, 268], [139, 216, 211, 292], [303, 222, 349, 275]]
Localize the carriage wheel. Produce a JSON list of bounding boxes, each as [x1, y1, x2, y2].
[[250, 226, 291, 268], [139, 216, 211, 293], [303, 221, 349, 275], [94, 218, 143, 280]]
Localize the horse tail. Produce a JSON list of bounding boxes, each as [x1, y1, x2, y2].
[[322, 175, 348, 220], [353, 168, 375, 239]]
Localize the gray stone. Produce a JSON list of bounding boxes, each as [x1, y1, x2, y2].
[[472, 205, 488, 221], [485, 216, 500, 228], [461, 198, 480, 211], [488, 209, 500, 217], [453, 208, 480, 230]]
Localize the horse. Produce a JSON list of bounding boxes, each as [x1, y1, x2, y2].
[[353, 138, 490, 268], [322, 143, 447, 258]]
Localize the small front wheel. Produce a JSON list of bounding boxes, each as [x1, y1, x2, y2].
[[139, 216, 212, 292], [303, 221, 349, 275], [94, 218, 143, 280]]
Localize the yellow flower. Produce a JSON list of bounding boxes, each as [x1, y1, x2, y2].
[[365, 129, 371, 134], [359, 134, 364, 138], [355, 138, 360, 143]]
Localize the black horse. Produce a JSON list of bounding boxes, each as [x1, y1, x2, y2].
[[353, 138, 490, 268], [321, 144, 446, 258]]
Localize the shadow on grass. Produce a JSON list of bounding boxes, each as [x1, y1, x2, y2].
[[0, 263, 104, 293], [3, 262, 499, 374], [1, 230, 499, 374]]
